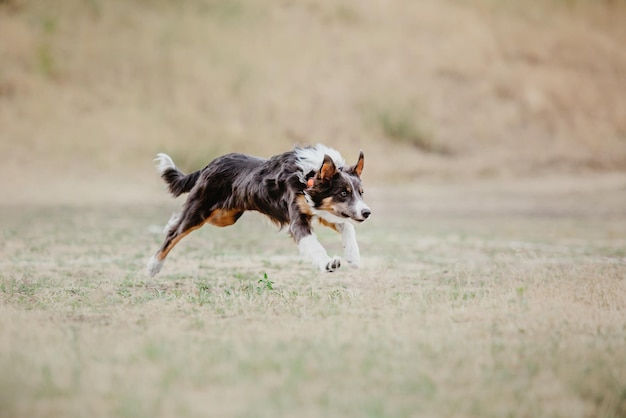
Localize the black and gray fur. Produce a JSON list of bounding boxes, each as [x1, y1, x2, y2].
[[147, 144, 371, 276]]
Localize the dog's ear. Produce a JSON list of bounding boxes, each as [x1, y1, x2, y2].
[[318, 154, 337, 182], [348, 150, 364, 178]]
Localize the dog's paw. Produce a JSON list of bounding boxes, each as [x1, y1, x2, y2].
[[344, 246, 360, 269], [325, 256, 341, 272], [147, 255, 163, 277], [346, 258, 360, 269]]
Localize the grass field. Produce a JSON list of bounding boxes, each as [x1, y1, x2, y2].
[[2, 0, 626, 416], [1, 175, 625, 418]]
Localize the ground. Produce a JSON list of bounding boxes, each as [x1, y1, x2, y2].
[[1, 175, 625, 418]]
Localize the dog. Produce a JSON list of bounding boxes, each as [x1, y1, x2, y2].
[[147, 144, 371, 276]]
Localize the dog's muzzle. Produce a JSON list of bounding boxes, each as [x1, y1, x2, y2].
[[346, 206, 371, 222]]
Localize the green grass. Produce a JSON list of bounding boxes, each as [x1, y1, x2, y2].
[[1, 181, 625, 417]]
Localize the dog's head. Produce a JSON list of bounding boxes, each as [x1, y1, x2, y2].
[[305, 151, 371, 223]]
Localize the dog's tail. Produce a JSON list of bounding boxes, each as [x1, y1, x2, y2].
[[154, 153, 202, 197]]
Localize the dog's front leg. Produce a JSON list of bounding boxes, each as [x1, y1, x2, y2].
[[337, 223, 360, 268], [289, 206, 340, 272], [298, 234, 341, 272]]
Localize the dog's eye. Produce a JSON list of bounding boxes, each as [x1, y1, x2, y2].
[[340, 190, 348, 197]]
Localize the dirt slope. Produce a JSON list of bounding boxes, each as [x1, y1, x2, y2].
[[1, 0, 625, 201]]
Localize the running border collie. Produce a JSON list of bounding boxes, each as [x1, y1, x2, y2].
[[147, 144, 371, 276]]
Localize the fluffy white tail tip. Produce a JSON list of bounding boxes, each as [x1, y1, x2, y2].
[[154, 153, 175, 175]]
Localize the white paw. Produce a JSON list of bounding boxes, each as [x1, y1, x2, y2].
[[344, 246, 360, 269], [346, 259, 360, 269], [147, 255, 164, 277], [340, 223, 360, 269], [325, 256, 341, 272]]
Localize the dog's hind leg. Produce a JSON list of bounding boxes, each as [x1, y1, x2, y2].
[[205, 209, 243, 227], [147, 209, 205, 277], [318, 219, 360, 269], [163, 212, 181, 235], [147, 206, 244, 277]]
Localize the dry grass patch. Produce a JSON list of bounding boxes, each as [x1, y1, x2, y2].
[[1, 177, 625, 417]]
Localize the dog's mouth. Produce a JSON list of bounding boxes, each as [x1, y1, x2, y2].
[[340, 211, 366, 222]]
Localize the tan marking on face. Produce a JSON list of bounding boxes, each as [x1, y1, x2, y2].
[[320, 196, 355, 217], [319, 197, 335, 211]]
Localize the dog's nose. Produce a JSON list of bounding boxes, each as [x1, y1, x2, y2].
[[361, 208, 371, 219]]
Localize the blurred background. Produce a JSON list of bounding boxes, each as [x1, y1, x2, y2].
[[1, 0, 625, 204]]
